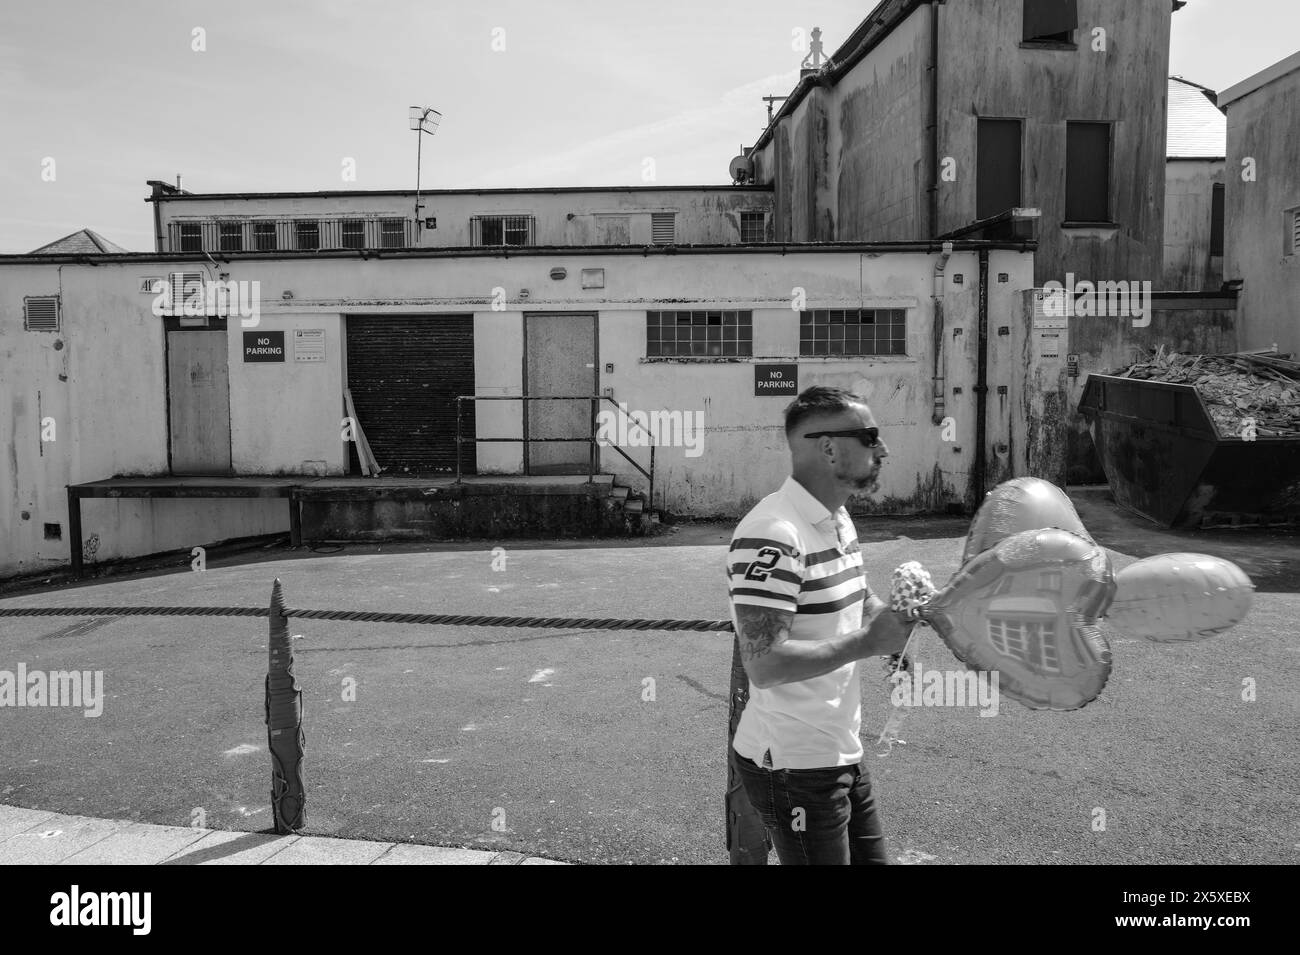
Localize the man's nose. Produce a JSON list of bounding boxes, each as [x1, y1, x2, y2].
[[873, 440, 890, 459]]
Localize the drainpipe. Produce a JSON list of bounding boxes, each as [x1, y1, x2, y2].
[[931, 241, 953, 425], [928, 0, 942, 237], [974, 248, 990, 506]]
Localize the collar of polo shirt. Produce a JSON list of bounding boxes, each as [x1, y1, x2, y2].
[[779, 476, 843, 530]]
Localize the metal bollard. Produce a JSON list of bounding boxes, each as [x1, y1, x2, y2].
[[265, 578, 306, 833]]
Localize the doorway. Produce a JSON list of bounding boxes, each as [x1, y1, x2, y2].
[[524, 313, 597, 475], [167, 327, 232, 474]]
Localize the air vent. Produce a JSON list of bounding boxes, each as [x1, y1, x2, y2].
[[168, 271, 205, 312], [651, 212, 675, 245], [23, 295, 60, 332]]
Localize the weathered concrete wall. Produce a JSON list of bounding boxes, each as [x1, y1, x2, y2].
[[0, 262, 283, 579], [1163, 159, 1225, 290], [472, 311, 525, 474], [1065, 295, 1238, 483], [832, 6, 931, 241], [156, 188, 775, 251], [936, 0, 1172, 287], [1, 245, 1037, 575], [1224, 70, 1300, 353], [231, 313, 345, 475]]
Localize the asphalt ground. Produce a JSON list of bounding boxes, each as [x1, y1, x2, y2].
[[1, 492, 1297, 865]]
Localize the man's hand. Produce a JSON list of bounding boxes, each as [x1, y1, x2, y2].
[[861, 606, 912, 658]]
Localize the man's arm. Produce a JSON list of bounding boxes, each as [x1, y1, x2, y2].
[[736, 602, 911, 690]]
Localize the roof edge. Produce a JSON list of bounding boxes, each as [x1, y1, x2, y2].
[[1220, 49, 1300, 107], [0, 239, 1036, 266], [145, 184, 776, 203]]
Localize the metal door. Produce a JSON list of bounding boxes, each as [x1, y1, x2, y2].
[[525, 314, 597, 475], [167, 330, 232, 474]]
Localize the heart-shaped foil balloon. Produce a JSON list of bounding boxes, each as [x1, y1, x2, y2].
[[962, 477, 1095, 566], [1106, 553, 1255, 643], [920, 527, 1116, 711]]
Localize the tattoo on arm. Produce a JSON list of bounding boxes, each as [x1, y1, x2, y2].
[[735, 605, 793, 663]]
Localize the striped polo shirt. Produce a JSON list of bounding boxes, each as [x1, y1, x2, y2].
[[728, 476, 875, 770]]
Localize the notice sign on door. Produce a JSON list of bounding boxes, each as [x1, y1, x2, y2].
[[755, 364, 798, 396], [243, 330, 285, 362], [293, 328, 326, 362]]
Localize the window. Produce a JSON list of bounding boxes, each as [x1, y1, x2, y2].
[[647, 310, 752, 358], [740, 212, 766, 243], [1023, 0, 1077, 44], [295, 220, 320, 250], [1065, 122, 1112, 223], [253, 222, 278, 251], [1286, 206, 1300, 256], [799, 309, 907, 357], [474, 215, 533, 247], [651, 212, 676, 245], [178, 222, 203, 252], [218, 222, 243, 252], [977, 119, 1022, 220], [1210, 183, 1225, 257], [989, 617, 1061, 672], [380, 218, 407, 248], [23, 295, 60, 332], [341, 219, 365, 249]]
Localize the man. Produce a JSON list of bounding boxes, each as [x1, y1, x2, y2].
[[726, 385, 910, 865]]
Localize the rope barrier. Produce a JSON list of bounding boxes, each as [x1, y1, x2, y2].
[[0, 605, 735, 632]]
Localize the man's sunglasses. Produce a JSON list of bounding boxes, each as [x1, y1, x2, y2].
[[804, 427, 882, 449]]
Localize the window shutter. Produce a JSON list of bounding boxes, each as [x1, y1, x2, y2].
[[651, 213, 675, 244], [23, 295, 60, 332], [1292, 208, 1300, 255]]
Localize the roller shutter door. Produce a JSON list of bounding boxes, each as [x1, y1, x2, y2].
[[345, 315, 476, 474]]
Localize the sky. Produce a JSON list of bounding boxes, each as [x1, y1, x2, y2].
[[1, 0, 1296, 253]]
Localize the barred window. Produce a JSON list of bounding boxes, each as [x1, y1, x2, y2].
[[740, 212, 766, 243], [253, 222, 278, 251], [341, 219, 365, 249], [380, 218, 406, 248], [218, 222, 243, 252], [799, 309, 906, 356], [178, 223, 203, 252], [646, 310, 752, 357], [295, 220, 320, 250], [988, 617, 1061, 673], [475, 215, 533, 247]]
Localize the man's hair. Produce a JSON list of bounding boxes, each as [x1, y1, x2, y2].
[[783, 386, 865, 436]]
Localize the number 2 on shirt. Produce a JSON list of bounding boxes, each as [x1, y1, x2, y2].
[[743, 547, 782, 582]]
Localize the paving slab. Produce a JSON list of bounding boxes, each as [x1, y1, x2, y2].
[[58, 822, 209, 865], [0, 814, 127, 864], [262, 835, 392, 865], [0, 806, 56, 843], [160, 829, 299, 865], [489, 850, 526, 865], [370, 843, 497, 865], [520, 856, 569, 865]]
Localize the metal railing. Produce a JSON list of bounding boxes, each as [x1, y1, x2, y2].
[[454, 395, 655, 509]]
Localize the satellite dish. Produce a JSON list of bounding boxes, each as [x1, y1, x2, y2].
[[729, 155, 753, 184]]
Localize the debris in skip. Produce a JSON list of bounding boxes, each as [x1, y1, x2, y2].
[[1111, 346, 1300, 438]]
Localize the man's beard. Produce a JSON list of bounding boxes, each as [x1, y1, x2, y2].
[[842, 464, 882, 494]]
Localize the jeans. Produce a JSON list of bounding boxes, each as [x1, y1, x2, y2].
[[734, 751, 890, 865]]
